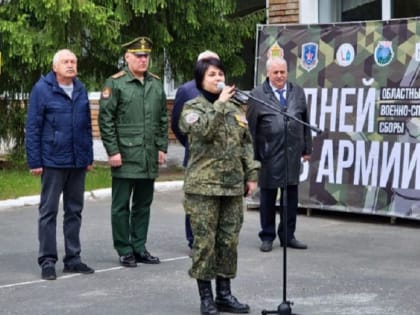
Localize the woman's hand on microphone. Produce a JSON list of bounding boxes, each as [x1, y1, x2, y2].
[[218, 84, 236, 103]]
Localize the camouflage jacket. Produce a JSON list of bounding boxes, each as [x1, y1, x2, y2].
[[179, 95, 259, 196]]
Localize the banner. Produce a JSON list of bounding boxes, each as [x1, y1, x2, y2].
[[254, 18, 420, 219]]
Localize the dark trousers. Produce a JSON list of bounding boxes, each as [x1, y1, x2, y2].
[[258, 185, 298, 243], [38, 167, 86, 268], [185, 215, 194, 248], [111, 177, 154, 256]]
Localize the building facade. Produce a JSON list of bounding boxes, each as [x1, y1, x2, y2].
[[270, 0, 420, 24]]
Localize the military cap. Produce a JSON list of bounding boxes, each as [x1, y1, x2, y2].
[[122, 36, 153, 55]]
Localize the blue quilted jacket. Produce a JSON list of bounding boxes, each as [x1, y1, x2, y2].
[[25, 71, 93, 169]]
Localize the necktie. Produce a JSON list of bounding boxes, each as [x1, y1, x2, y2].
[[276, 89, 287, 109]]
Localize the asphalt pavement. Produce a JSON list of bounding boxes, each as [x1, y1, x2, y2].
[[0, 143, 420, 315], [0, 186, 420, 315]]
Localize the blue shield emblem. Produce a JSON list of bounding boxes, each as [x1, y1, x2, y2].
[[301, 42, 319, 72]]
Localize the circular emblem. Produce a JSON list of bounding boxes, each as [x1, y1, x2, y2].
[[185, 112, 199, 124], [336, 43, 355, 67], [374, 41, 394, 67]]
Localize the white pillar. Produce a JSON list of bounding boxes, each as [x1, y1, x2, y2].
[[300, 0, 319, 23], [382, 0, 392, 20]]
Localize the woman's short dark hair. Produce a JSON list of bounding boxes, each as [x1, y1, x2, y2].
[[194, 57, 225, 90]]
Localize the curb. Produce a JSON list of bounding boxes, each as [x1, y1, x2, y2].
[[0, 180, 184, 211]]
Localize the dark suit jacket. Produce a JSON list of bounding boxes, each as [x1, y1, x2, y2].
[[246, 78, 312, 188], [171, 80, 200, 167]]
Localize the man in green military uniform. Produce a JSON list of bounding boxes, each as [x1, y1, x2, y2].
[[99, 36, 168, 267]]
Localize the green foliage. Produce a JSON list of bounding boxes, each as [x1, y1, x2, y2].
[[0, 164, 183, 200], [0, 0, 263, 91], [0, 98, 27, 165], [0, 168, 42, 199], [0, 165, 112, 199], [0, 0, 264, 162], [121, 0, 264, 80], [0, 0, 121, 91]]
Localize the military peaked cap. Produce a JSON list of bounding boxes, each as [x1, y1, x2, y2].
[[122, 36, 153, 55]]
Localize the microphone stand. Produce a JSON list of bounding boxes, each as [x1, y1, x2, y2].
[[236, 90, 321, 315]]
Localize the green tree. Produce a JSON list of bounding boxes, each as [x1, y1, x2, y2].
[[0, 0, 121, 91], [1, 0, 263, 90], [118, 0, 264, 81], [0, 0, 263, 161], [0, 0, 122, 162]]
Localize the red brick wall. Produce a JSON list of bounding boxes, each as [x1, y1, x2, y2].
[[268, 0, 299, 24], [90, 100, 100, 139], [166, 99, 176, 142]]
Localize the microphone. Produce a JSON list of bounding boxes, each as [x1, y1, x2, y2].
[[216, 82, 249, 104], [217, 83, 323, 135], [216, 82, 226, 91]]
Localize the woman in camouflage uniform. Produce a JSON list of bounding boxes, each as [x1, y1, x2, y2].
[[179, 58, 259, 315]]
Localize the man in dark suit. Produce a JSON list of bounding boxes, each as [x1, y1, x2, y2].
[[171, 50, 219, 255], [246, 57, 312, 252]]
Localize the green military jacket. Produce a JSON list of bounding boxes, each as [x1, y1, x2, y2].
[[99, 67, 168, 179], [179, 95, 259, 196]]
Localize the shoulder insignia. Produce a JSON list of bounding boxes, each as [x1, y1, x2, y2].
[[112, 71, 126, 79], [185, 112, 200, 125], [101, 87, 112, 99], [234, 114, 248, 127], [148, 72, 161, 80]]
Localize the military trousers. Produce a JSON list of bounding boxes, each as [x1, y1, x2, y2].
[[111, 177, 154, 256], [184, 193, 244, 280]]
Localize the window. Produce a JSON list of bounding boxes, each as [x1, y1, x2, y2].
[[319, 0, 382, 22], [392, 0, 420, 18], [318, 0, 420, 23], [341, 0, 381, 21]]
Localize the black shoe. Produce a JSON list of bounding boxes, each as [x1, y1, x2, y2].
[[134, 250, 160, 264], [282, 238, 308, 249], [63, 262, 95, 274], [41, 266, 56, 280], [260, 240, 273, 252], [119, 254, 137, 267]]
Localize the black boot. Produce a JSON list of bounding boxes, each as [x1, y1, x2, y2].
[[215, 277, 250, 313], [197, 279, 219, 315]]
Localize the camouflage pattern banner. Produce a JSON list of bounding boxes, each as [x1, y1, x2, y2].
[[255, 18, 420, 219]]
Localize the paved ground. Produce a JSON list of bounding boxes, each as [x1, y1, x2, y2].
[[1, 143, 420, 314], [0, 186, 420, 315]]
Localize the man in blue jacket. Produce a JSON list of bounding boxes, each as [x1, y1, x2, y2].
[[171, 50, 219, 255], [25, 49, 94, 280]]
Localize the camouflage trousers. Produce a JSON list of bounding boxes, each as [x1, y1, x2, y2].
[[184, 193, 244, 280]]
